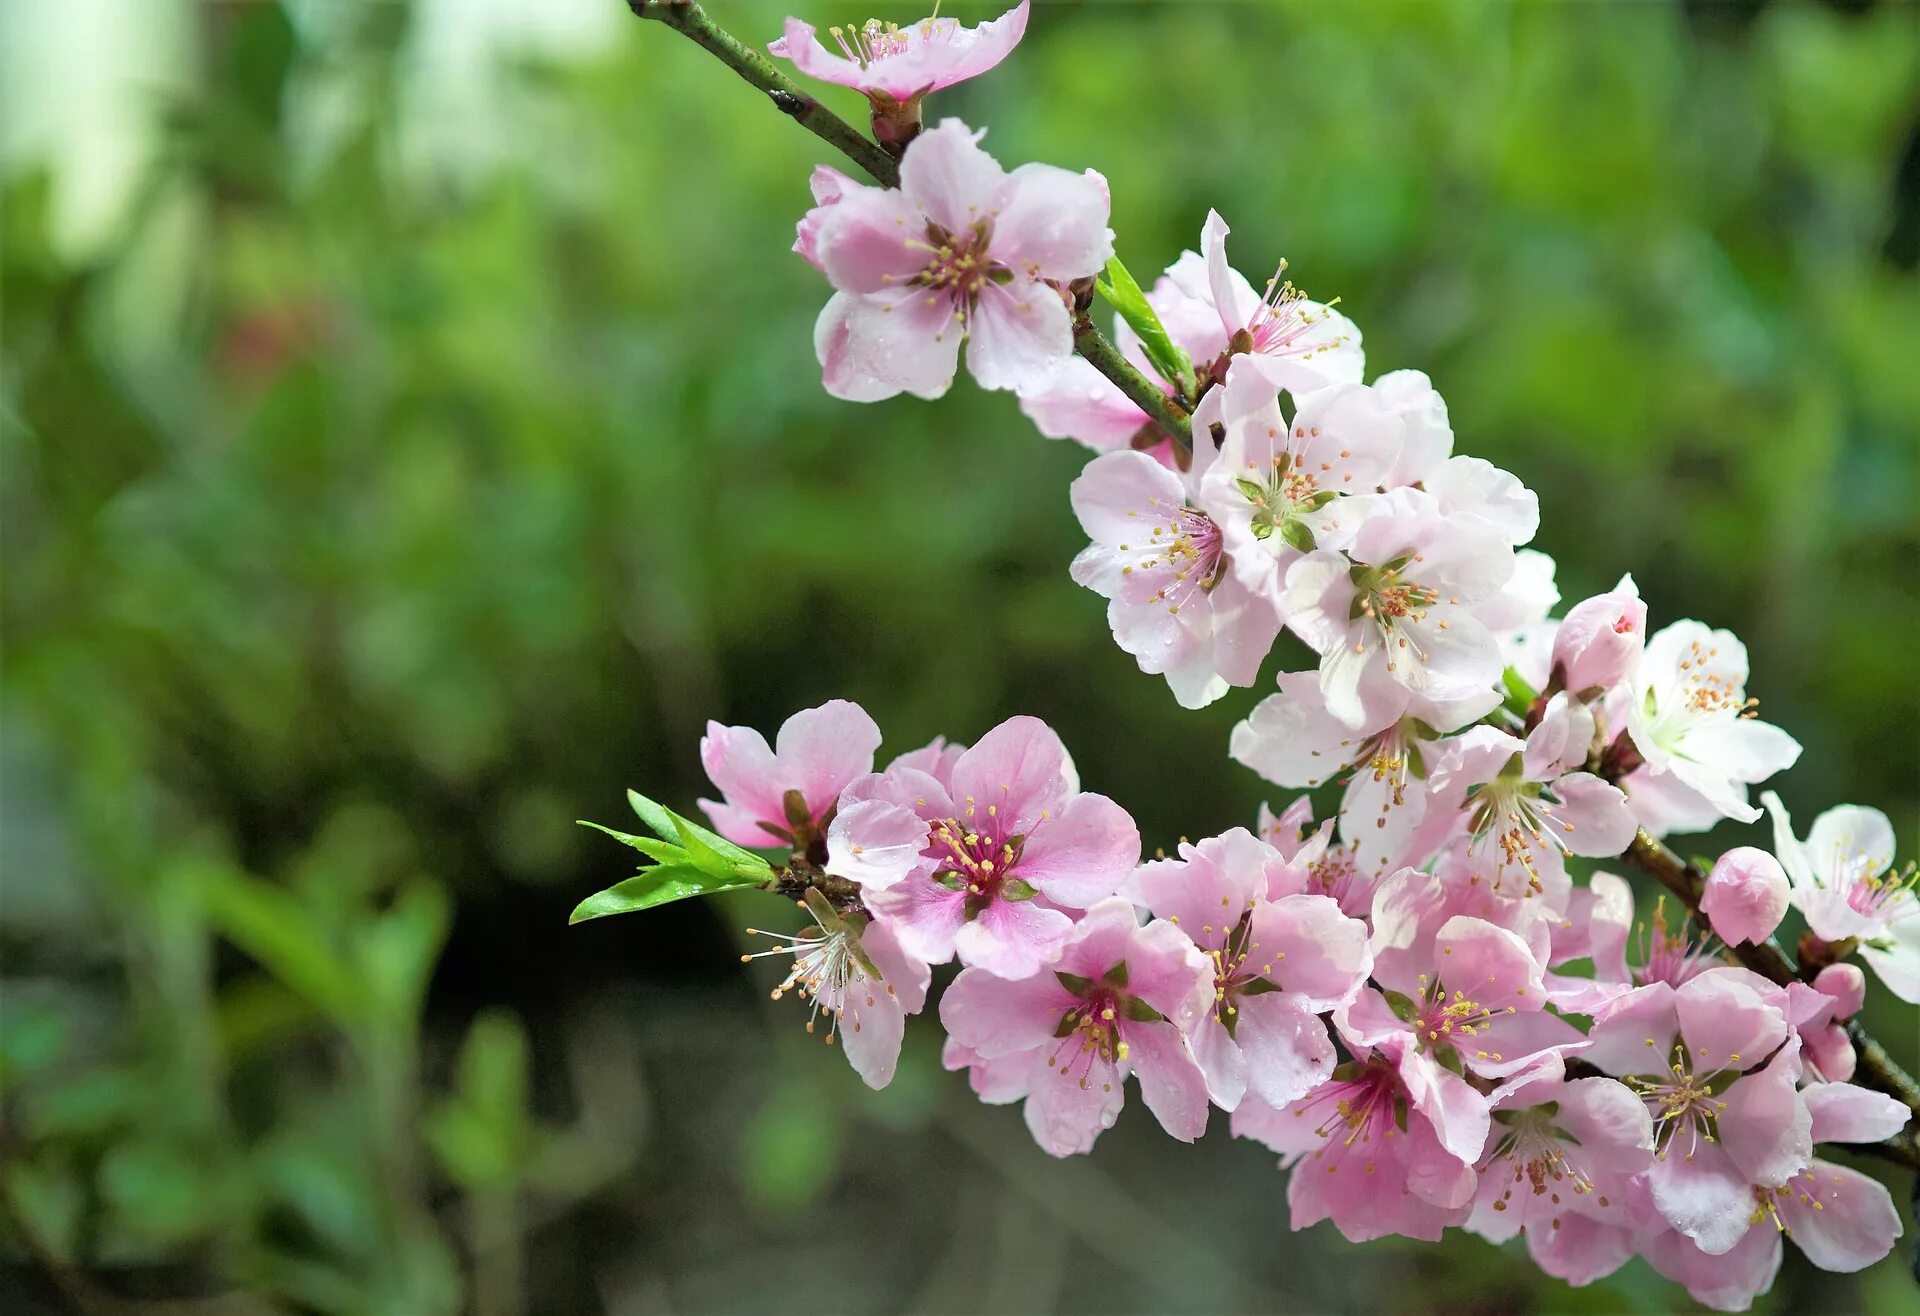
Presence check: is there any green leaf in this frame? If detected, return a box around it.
[626,789,768,872]
[1096,254,1194,395]
[568,862,760,924]
[576,820,687,866]
[1501,667,1538,719]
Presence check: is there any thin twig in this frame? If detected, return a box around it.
[1618,829,1920,1173]
[632,1,1193,452]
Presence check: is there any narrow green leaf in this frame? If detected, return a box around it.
[626,789,767,869]
[1097,254,1194,395]
[576,820,688,866]
[568,863,759,924]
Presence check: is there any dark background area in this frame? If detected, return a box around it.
[3,1,1917,1312]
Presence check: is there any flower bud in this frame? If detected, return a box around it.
[1700,846,1789,946]
[1813,962,1867,1019]
[1551,575,1645,697]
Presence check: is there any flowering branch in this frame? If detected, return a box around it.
[599,3,1920,1304]
[632,0,1192,450]
[1618,828,1920,1171]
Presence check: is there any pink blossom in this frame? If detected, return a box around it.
[698,699,882,849]
[806,119,1112,401]
[940,897,1214,1156]
[1126,828,1370,1110]
[1644,1155,1904,1311]
[1426,697,1638,901]
[1372,369,1454,488]
[828,716,1139,978]
[1464,1064,1652,1287]
[1282,490,1514,729]
[1551,575,1645,698]
[742,895,931,1089]
[1341,912,1587,1167]
[1067,446,1281,708]
[1197,366,1405,618]
[1189,210,1363,393]
[1232,1054,1476,1242]
[770,3,1030,103]
[885,734,965,788]
[1584,971,1811,1256]
[1624,621,1801,826]
[1763,791,1920,1002]
[1230,670,1497,879]
[1253,797,1379,918]
[1700,847,1789,947]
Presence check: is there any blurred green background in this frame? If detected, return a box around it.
[3,1,1917,1312]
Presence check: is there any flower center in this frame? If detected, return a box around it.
[1411,974,1511,1061]
[1238,261,1349,362]
[741,891,889,1047]
[1625,1042,1734,1161]
[1486,1107,1604,1221]
[1633,896,1720,987]
[1121,498,1226,616]
[910,222,1003,304]
[828,17,941,68]
[1290,1060,1402,1174]
[929,817,1025,909]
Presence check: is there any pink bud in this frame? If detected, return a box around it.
[1813,962,1867,1019]
[1700,846,1789,946]
[1551,575,1645,696]
[1804,1022,1857,1082]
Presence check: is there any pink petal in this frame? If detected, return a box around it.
[1649,1139,1755,1256]
[1437,915,1546,1011]
[1121,1022,1210,1142]
[1675,970,1789,1074]
[965,278,1074,393]
[865,874,968,965]
[1643,1219,1782,1312]
[1719,1042,1812,1189]
[1805,1081,1912,1145]
[1776,1160,1903,1273]
[1022,358,1147,454]
[992,162,1113,281]
[1249,893,1369,1009]
[816,292,903,402]
[1228,669,1374,789]
[950,895,1075,979]
[697,720,783,843]
[947,715,1074,835]
[838,285,963,400]
[837,967,909,1089]
[1550,772,1639,858]
[813,184,930,294]
[898,117,1005,235]
[1022,1050,1123,1157]
[769,18,868,90]
[1398,1047,1491,1164]
[1525,1210,1637,1288]
[775,699,882,808]
[826,799,930,890]
[1186,1014,1247,1111]
[939,963,1071,1058]
[1232,991,1337,1109]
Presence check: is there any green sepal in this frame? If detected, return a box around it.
[1055,971,1095,998]
[1238,977,1283,996]
[1122,996,1164,1023]
[1435,1045,1466,1076]
[1000,877,1038,901]
[1251,521,1276,540]
[1383,989,1420,1022]
[1405,743,1428,781]
[1102,960,1130,989]
[1280,519,1316,553]
[1235,477,1266,503]
[1095,254,1195,396]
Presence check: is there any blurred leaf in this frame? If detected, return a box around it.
[425,1010,532,1190]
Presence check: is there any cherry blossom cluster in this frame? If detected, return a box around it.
[603,4,1920,1308]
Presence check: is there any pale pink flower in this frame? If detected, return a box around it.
[1253,797,1379,918]
[1426,697,1638,901]
[699,699,882,849]
[1282,490,1514,729]
[1126,828,1370,1110]
[940,1036,1036,1105]
[807,119,1112,400]
[1422,456,1540,549]
[1543,872,1726,1015]
[1644,1145,1905,1311]
[1067,446,1281,708]
[885,734,965,788]
[1583,971,1811,1257]
[741,896,931,1089]
[1340,913,1586,1164]
[1624,621,1801,826]
[1197,365,1404,615]
[770,3,1030,102]
[940,897,1214,1156]
[1232,1054,1476,1242]
[1231,669,1497,879]
[1700,847,1790,947]
[1464,1064,1653,1287]
[1372,369,1454,488]
[827,716,1139,978]
[1186,210,1363,393]
[1551,575,1645,698]
[1473,546,1560,638]
[1763,791,1920,1002]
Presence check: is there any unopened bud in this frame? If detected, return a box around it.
[1551,575,1645,698]
[1700,846,1789,946]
